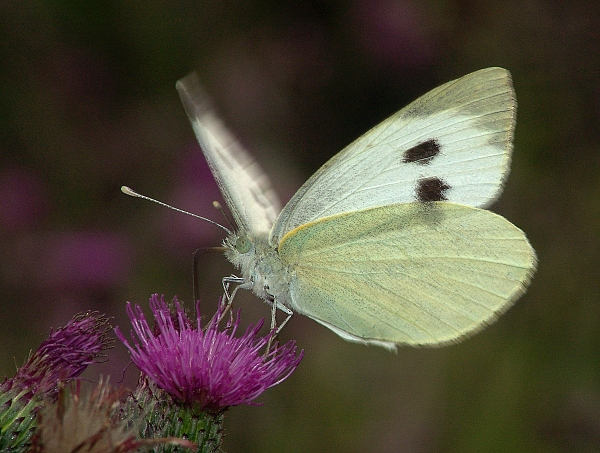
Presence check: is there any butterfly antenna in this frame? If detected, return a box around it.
[212,201,236,232]
[121,186,232,234]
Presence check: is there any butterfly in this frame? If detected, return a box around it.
[175,67,536,350]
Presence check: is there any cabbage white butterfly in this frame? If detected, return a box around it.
[174,67,536,350]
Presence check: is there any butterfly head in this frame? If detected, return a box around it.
[223,230,256,273]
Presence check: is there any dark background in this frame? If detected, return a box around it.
[2,1,599,452]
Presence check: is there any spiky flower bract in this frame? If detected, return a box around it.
[29,380,196,453]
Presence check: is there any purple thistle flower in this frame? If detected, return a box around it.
[3,312,112,399]
[116,294,303,413]
[0,312,112,452]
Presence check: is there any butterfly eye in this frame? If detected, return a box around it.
[235,236,252,254]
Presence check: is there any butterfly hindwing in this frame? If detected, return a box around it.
[279,202,535,347]
[176,74,281,235]
[270,67,516,244]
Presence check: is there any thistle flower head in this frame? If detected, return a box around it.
[2,311,112,399]
[116,294,303,413]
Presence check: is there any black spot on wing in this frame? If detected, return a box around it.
[417,177,450,202]
[402,139,441,165]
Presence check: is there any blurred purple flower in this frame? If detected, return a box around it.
[2,312,112,399]
[38,231,132,290]
[116,294,303,413]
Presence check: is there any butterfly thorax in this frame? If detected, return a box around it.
[224,231,293,307]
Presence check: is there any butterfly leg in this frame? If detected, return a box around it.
[272,302,293,334]
[222,275,244,301]
[265,301,293,355]
[217,275,245,324]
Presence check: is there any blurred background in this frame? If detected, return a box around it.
[1,1,599,452]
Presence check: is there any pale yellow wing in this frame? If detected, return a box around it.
[278,203,536,348]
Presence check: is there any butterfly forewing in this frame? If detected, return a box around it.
[176,74,281,234]
[270,67,516,245]
[279,203,535,347]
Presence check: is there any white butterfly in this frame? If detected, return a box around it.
[175,67,536,350]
